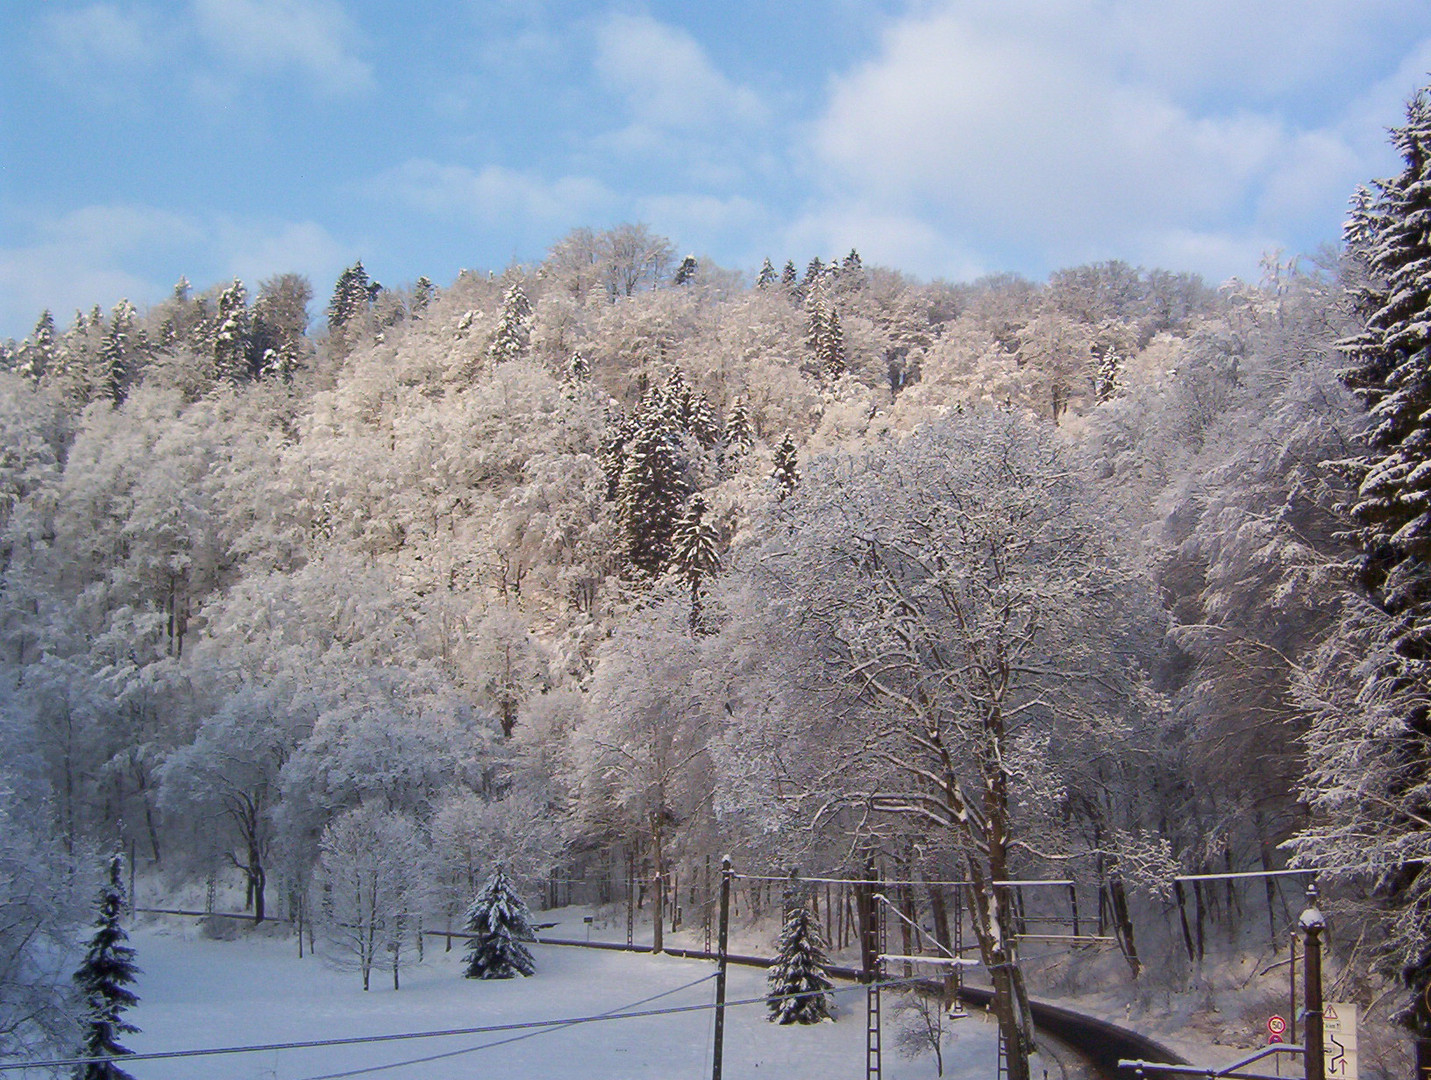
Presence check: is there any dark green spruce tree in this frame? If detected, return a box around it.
[672,494,720,631]
[1319,82,1431,1040]
[616,415,687,579]
[73,855,140,1080]
[461,867,537,980]
[771,432,800,500]
[766,877,833,1024]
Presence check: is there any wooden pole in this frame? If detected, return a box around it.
[711,857,732,1080]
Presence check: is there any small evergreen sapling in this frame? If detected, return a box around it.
[766,880,834,1024]
[461,867,537,979]
[73,854,140,1080]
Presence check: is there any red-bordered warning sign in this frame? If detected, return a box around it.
[1268,1015,1287,1036]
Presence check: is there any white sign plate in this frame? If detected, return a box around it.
[1323,1001,1358,1080]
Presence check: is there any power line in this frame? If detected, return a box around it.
[293,972,719,1080]
[12,976,924,1073]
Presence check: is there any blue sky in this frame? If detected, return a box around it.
[3,0,1431,339]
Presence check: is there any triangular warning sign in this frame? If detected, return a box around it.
[1325,1005,1338,1021]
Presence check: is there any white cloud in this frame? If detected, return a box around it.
[806,2,1431,279]
[365,160,615,225]
[192,0,372,95]
[221,220,350,291]
[0,206,354,340]
[0,205,201,336]
[593,13,766,132]
[37,3,160,70]
[783,203,986,283]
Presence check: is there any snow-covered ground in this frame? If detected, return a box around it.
[28,914,1009,1080]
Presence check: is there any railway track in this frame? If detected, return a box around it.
[536,934,1189,1079]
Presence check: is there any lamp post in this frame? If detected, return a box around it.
[1297,883,1326,1080]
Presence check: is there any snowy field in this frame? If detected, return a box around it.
[27,916,1005,1080]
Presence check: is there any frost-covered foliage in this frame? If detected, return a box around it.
[461,867,537,980]
[714,410,1163,1080]
[1291,82,1431,1039]
[0,771,86,1062]
[317,804,428,991]
[0,208,1412,1056]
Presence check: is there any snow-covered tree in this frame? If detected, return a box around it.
[671,494,720,630]
[674,255,698,286]
[72,854,140,1080]
[462,867,537,979]
[1294,82,1431,1039]
[766,879,834,1024]
[719,411,1160,1080]
[327,261,372,353]
[213,280,250,383]
[0,771,85,1062]
[489,283,532,364]
[17,310,57,382]
[317,804,428,991]
[756,259,777,289]
[616,415,687,579]
[723,396,754,459]
[771,432,799,499]
[99,300,135,405]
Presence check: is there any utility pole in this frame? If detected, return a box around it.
[711,856,732,1080]
[1299,883,1325,1080]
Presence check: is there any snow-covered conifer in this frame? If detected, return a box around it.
[756,258,777,289]
[213,280,250,383]
[73,854,140,1080]
[771,432,800,499]
[780,260,798,289]
[489,283,532,364]
[462,867,537,979]
[99,310,130,406]
[616,417,687,578]
[17,310,56,382]
[766,881,833,1024]
[1297,82,1431,1039]
[723,396,754,458]
[672,494,720,630]
[674,255,697,285]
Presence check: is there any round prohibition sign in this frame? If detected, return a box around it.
[1267,1015,1287,1036]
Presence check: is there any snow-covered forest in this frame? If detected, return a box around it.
[5,88,1431,1078]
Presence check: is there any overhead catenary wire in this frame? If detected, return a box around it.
[12,975,926,1073]
[292,971,721,1080]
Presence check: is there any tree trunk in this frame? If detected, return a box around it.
[927,885,956,1007]
[1108,874,1140,978]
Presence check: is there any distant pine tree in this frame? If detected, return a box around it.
[213,280,250,383]
[617,417,687,578]
[672,494,720,630]
[73,854,141,1080]
[756,258,778,289]
[327,261,371,352]
[766,879,833,1024]
[781,261,798,289]
[412,276,436,318]
[772,433,800,500]
[723,396,754,458]
[17,309,56,381]
[461,867,537,980]
[489,283,532,364]
[674,255,698,285]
